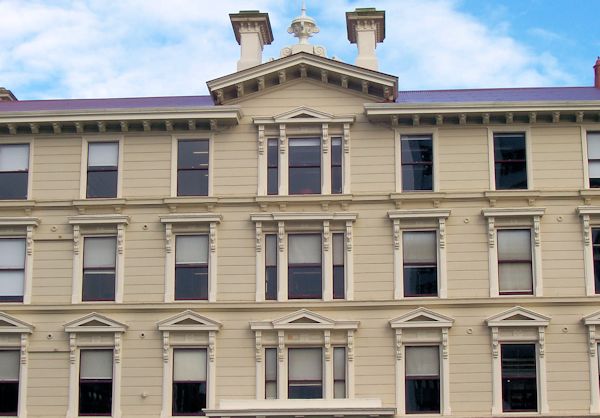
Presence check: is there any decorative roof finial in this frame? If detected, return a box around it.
[280,0,327,58]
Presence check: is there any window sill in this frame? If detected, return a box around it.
[0,199,35,208]
[73,198,126,209]
[164,196,218,206]
[256,194,353,204]
[484,190,541,199]
[390,191,446,201]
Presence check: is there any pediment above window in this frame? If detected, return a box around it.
[389,307,454,329]
[157,310,222,332]
[251,309,359,331]
[159,213,222,224]
[253,106,355,125]
[583,310,600,326]
[250,212,358,223]
[64,312,128,333]
[486,306,550,328]
[67,214,130,226]
[0,217,40,227]
[0,312,34,334]
[482,207,545,218]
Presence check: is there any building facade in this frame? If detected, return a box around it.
[1,6,600,418]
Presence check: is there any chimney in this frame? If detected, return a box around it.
[595,57,600,88]
[0,87,17,102]
[230,11,274,71]
[346,8,385,71]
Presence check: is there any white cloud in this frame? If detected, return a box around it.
[0,0,577,99]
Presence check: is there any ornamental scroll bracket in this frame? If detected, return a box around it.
[26,225,34,256]
[343,123,350,154]
[583,214,591,246]
[165,224,173,254]
[345,221,353,252]
[488,217,496,248]
[20,334,28,365]
[279,124,286,154]
[208,331,216,362]
[393,219,401,250]
[278,222,285,252]
[491,327,499,358]
[69,334,77,364]
[533,216,541,247]
[73,225,81,255]
[255,222,262,253]
[324,330,331,361]
[209,223,217,253]
[589,325,597,357]
[347,330,354,362]
[438,218,446,249]
[442,328,449,359]
[323,221,330,251]
[538,326,545,357]
[163,332,170,363]
[278,331,285,362]
[117,224,125,255]
[395,329,403,360]
[114,333,122,364]
[255,331,262,363]
[258,125,265,155]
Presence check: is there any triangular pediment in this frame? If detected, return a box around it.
[64,313,127,333]
[157,310,221,332]
[390,308,454,329]
[0,312,34,334]
[583,310,600,326]
[207,52,398,105]
[251,309,359,331]
[254,104,355,125]
[486,306,550,328]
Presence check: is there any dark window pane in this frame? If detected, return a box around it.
[406,378,440,414]
[288,266,322,299]
[267,168,278,195]
[289,167,321,194]
[494,135,526,161]
[177,170,208,196]
[82,272,115,301]
[501,344,537,412]
[331,166,342,194]
[173,382,206,415]
[333,266,345,299]
[289,142,320,166]
[0,172,28,200]
[0,382,18,415]
[79,381,112,415]
[401,138,433,163]
[591,177,600,188]
[404,267,437,297]
[175,266,208,300]
[402,164,433,191]
[495,162,527,189]
[178,140,209,169]
[494,134,527,190]
[594,229,600,294]
[288,383,323,399]
[267,140,278,166]
[87,170,118,198]
[265,266,278,300]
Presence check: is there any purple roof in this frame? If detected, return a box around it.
[397,87,600,103]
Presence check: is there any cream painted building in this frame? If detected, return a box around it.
[1,5,600,418]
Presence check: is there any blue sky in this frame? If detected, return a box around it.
[0,0,598,100]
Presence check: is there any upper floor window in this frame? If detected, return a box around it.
[265,235,278,301]
[173,348,207,415]
[593,228,600,294]
[264,347,278,399]
[79,349,113,416]
[497,229,533,295]
[0,238,26,303]
[493,133,527,190]
[87,142,118,198]
[289,138,321,195]
[267,139,279,195]
[83,236,117,302]
[587,132,600,188]
[288,234,322,299]
[177,140,209,196]
[0,144,29,200]
[401,135,433,191]
[331,138,343,194]
[0,350,19,415]
[175,235,209,300]
[405,346,440,414]
[501,344,537,412]
[403,231,438,297]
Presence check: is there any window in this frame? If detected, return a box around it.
[87,142,118,198]
[82,237,117,302]
[331,138,343,194]
[594,228,600,294]
[288,348,323,399]
[175,235,209,300]
[403,231,437,297]
[0,144,29,200]
[587,132,600,188]
[333,347,346,398]
[0,350,19,416]
[267,139,278,195]
[177,140,209,196]
[405,346,440,414]
[289,138,321,195]
[0,238,25,302]
[497,230,533,295]
[501,344,537,412]
[333,233,345,299]
[583,311,600,414]
[288,234,322,299]
[79,350,113,416]
[265,235,277,300]
[401,135,433,191]
[173,349,207,415]
[494,133,527,190]
[264,348,277,399]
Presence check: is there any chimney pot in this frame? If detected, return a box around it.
[0,87,17,102]
[594,57,600,89]
[230,11,274,71]
[346,8,385,71]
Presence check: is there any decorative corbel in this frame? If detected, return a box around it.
[347,330,354,362]
[384,86,392,100]
[278,70,286,84]
[210,120,218,131]
[143,121,151,132]
[255,222,262,252]
[69,334,77,364]
[459,114,467,125]
[117,224,125,255]
[20,334,28,365]
[255,331,262,362]
[320,69,328,83]
[491,327,499,358]
[120,121,129,132]
[257,76,265,91]
[165,120,173,131]
[529,112,537,124]
[361,80,369,94]
[482,113,490,124]
[162,332,170,363]
[278,222,285,252]
[345,221,353,252]
[74,122,84,134]
[538,327,545,358]
[505,112,514,124]
[165,224,173,254]
[29,123,39,134]
[278,331,284,362]
[442,328,449,359]
[341,76,348,88]
[52,122,62,134]
[343,123,350,154]
[393,219,401,250]
[391,115,398,127]
[208,331,216,362]
[583,214,591,246]
[300,64,307,78]
[435,114,443,125]
[279,124,286,154]
[589,325,596,357]
[209,222,217,252]
[73,225,81,255]
[215,90,224,105]
[323,221,330,251]
[533,215,541,247]
[395,329,403,360]
[26,225,34,256]
[488,217,495,248]
[577,111,584,123]
[188,120,197,131]
[552,111,560,123]
[324,331,331,361]
[412,114,420,126]
[236,83,244,97]
[321,124,329,153]
[7,124,16,135]
[438,218,446,249]
[97,121,106,133]
[258,125,265,155]
[114,333,121,363]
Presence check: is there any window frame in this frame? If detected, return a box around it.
[577,207,600,296]
[0,140,33,201]
[287,347,324,399]
[402,230,439,298]
[170,135,214,198]
[404,345,441,414]
[78,349,114,416]
[582,128,600,189]
[395,128,439,193]
[496,229,534,296]
[488,127,533,191]
[81,235,118,302]
[583,310,600,414]
[287,137,322,196]
[174,234,210,301]
[287,233,323,300]
[500,343,538,413]
[80,137,123,200]
[171,348,208,416]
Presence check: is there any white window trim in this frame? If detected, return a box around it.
[0,312,34,418]
[390,307,453,416]
[251,309,358,401]
[486,306,550,415]
[250,212,357,302]
[170,134,214,198]
[581,126,600,190]
[157,310,222,417]
[394,128,439,193]
[577,206,600,296]
[583,310,600,414]
[159,213,222,302]
[487,127,533,191]
[388,209,450,299]
[0,217,39,305]
[482,207,545,297]
[68,215,129,304]
[79,136,124,199]
[64,312,127,418]
[0,138,34,201]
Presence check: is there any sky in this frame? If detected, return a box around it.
[0,0,598,100]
